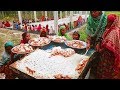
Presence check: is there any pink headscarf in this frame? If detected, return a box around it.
[107,14,117,22]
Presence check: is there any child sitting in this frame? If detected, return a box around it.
[20,32,31,44]
[72,31,80,40]
[40,28,47,37]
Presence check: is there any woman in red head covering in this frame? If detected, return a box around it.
[4,21,10,27]
[40,27,47,37]
[90,14,120,79]
[37,24,41,32]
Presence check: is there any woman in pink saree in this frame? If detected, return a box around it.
[90,14,120,79]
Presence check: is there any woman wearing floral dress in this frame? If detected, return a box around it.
[90,14,120,79]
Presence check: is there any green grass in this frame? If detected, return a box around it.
[78,25,87,42]
[79,29,87,41]
[105,11,120,16]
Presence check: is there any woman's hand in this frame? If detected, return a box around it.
[96,44,100,52]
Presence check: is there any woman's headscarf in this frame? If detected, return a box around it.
[58,25,72,40]
[58,25,66,36]
[40,28,47,37]
[4,41,14,48]
[103,14,117,38]
[102,14,118,51]
[86,11,107,41]
[107,14,117,22]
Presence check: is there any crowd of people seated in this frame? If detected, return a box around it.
[0,15,85,36]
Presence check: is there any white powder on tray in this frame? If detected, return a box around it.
[15,49,89,79]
